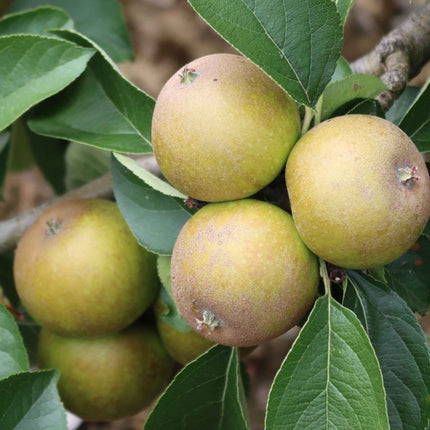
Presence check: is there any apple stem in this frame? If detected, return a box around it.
[398,165,419,187]
[45,217,63,237]
[195,309,222,334]
[179,67,199,86]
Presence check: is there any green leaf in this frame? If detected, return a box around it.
[28,29,154,153]
[0,6,72,36]
[159,286,191,332]
[321,73,386,120]
[114,153,186,199]
[266,295,389,430]
[333,98,385,118]
[144,345,249,430]
[65,141,110,190]
[8,0,133,62]
[334,0,355,25]
[7,119,34,172]
[330,56,352,83]
[0,130,10,199]
[111,154,193,255]
[385,228,430,315]
[344,271,430,430]
[0,34,94,133]
[0,370,67,430]
[0,303,29,380]
[386,86,420,125]
[188,0,343,107]
[397,78,430,152]
[157,255,173,297]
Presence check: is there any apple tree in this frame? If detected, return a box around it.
[0,1,429,429]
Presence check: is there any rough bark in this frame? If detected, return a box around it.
[351,0,430,111]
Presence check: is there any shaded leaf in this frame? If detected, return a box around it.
[321,73,386,120]
[8,0,132,61]
[144,345,249,430]
[0,131,10,199]
[188,0,343,107]
[385,229,430,315]
[0,6,72,36]
[29,30,154,153]
[111,154,193,255]
[157,255,173,297]
[0,34,94,133]
[0,302,29,380]
[159,286,191,332]
[386,86,420,125]
[65,141,110,190]
[345,271,430,430]
[330,98,385,118]
[397,78,430,152]
[266,295,389,430]
[0,370,67,430]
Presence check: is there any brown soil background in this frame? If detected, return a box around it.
[1,1,429,429]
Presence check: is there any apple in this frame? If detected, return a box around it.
[152,53,300,202]
[285,114,430,269]
[171,199,319,347]
[14,198,158,337]
[38,323,174,421]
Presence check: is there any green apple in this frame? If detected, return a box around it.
[38,323,174,421]
[171,199,319,347]
[152,53,300,202]
[285,114,430,269]
[14,198,158,337]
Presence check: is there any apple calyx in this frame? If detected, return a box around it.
[45,217,63,237]
[398,165,419,187]
[195,310,222,334]
[179,67,199,86]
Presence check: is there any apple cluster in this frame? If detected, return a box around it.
[152,53,430,348]
[13,199,174,421]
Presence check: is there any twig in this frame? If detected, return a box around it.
[351,0,430,111]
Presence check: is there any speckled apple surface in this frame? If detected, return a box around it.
[171,199,319,347]
[14,199,158,337]
[286,114,430,269]
[152,53,300,202]
[38,324,174,421]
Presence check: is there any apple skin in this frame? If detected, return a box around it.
[152,53,300,202]
[14,198,158,337]
[171,199,319,347]
[285,114,430,269]
[154,295,214,365]
[38,323,174,421]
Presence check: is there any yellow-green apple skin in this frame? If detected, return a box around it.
[14,198,158,337]
[38,323,174,421]
[285,114,430,269]
[154,295,214,365]
[151,53,300,202]
[171,199,319,347]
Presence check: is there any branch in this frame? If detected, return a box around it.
[0,155,158,254]
[351,0,430,111]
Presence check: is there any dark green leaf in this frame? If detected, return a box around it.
[65,141,110,190]
[144,345,249,430]
[7,119,34,172]
[397,78,430,152]
[0,253,18,308]
[321,73,386,120]
[27,128,67,195]
[0,34,94,133]
[0,6,72,36]
[0,130,10,199]
[385,229,430,315]
[330,98,385,118]
[386,86,420,125]
[345,271,430,430]
[0,303,29,380]
[8,0,133,62]
[111,154,193,255]
[335,0,355,25]
[0,370,67,430]
[330,56,352,83]
[266,295,389,430]
[188,0,343,107]
[28,30,154,153]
